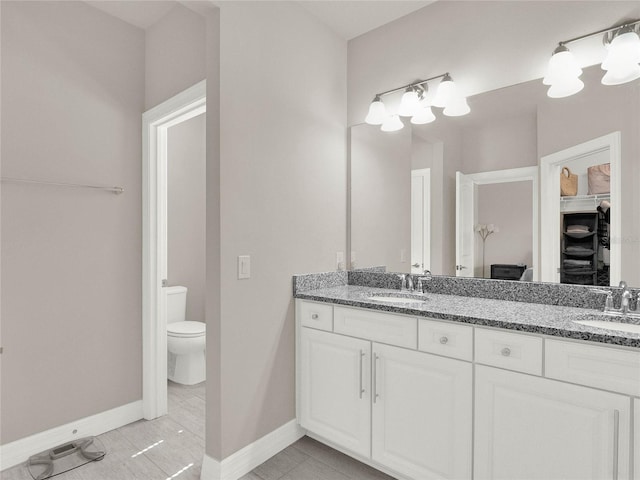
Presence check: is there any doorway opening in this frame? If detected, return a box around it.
[539,132,621,286]
[142,81,206,419]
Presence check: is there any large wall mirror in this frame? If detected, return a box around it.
[349,65,640,287]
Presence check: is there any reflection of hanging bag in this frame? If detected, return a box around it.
[560,167,578,196]
[587,163,610,194]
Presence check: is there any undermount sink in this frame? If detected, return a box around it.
[367,294,428,305]
[572,319,640,335]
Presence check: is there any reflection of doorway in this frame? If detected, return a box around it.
[456,167,538,278]
[539,132,620,285]
[411,168,430,274]
[142,81,206,420]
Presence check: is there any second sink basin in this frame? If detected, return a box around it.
[573,319,640,335]
[367,294,428,305]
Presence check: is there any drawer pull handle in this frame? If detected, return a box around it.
[311,314,319,320]
[373,353,380,404]
[501,347,511,357]
[439,336,449,345]
[359,350,365,399]
[613,409,619,480]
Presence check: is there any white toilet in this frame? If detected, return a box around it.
[166,286,206,385]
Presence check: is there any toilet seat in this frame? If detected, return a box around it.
[167,321,206,338]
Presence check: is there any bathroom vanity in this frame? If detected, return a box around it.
[293,272,640,480]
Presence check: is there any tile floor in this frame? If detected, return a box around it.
[1,381,395,480]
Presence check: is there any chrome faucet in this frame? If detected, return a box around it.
[619,281,633,315]
[415,270,432,294]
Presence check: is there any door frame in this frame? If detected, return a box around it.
[539,132,620,285]
[456,166,539,279]
[142,80,206,419]
[411,168,431,274]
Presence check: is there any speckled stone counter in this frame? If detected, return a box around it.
[294,284,640,349]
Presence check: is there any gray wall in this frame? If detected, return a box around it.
[1,1,145,443]
[168,114,206,323]
[351,126,411,272]
[144,3,206,110]
[217,1,346,458]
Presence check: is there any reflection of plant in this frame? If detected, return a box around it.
[475,224,499,278]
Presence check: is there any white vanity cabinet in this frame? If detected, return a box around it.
[299,327,371,457]
[372,342,472,480]
[297,301,473,480]
[474,365,630,480]
[296,299,640,480]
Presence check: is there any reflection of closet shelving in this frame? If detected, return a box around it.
[561,213,598,285]
[560,194,610,213]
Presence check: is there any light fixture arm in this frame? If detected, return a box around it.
[374,72,449,99]
[556,19,640,47]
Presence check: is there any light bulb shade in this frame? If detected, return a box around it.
[411,106,436,124]
[365,98,387,125]
[431,76,456,108]
[381,114,404,132]
[601,30,640,85]
[543,47,582,86]
[602,30,640,70]
[547,77,584,98]
[398,89,421,117]
[443,96,470,116]
[601,63,640,85]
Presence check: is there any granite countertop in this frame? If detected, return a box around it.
[295,285,640,349]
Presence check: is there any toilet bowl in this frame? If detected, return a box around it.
[166,286,206,385]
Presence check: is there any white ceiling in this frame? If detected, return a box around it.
[85,1,178,30]
[84,0,435,38]
[296,1,435,40]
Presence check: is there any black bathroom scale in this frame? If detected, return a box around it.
[27,436,106,479]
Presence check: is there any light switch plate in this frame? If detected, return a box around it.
[238,255,251,279]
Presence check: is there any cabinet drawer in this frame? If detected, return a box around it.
[299,301,333,331]
[418,319,473,361]
[475,328,542,375]
[545,339,640,396]
[334,306,417,349]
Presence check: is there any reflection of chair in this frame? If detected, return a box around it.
[520,268,534,282]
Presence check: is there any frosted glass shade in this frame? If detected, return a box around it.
[602,64,640,85]
[443,96,470,116]
[381,114,404,132]
[431,77,456,108]
[411,106,436,124]
[547,77,584,98]
[601,31,640,85]
[398,90,421,117]
[543,48,582,86]
[365,99,387,125]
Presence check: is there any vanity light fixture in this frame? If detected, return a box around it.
[544,19,640,98]
[364,72,470,131]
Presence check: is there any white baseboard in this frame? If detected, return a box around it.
[0,400,143,472]
[201,419,305,480]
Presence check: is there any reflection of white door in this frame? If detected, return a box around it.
[539,132,620,285]
[455,172,476,277]
[456,167,538,279]
[411,169,430,274]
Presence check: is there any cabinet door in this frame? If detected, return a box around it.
[372,343,472,479]
[299,327,371,457]
[475,365,630,480]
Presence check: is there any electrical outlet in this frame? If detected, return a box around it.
[336,251,345,271]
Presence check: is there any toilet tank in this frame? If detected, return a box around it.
[166,286,187,324]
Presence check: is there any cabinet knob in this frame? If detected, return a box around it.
[439,336,449,345]
[501,347,511,357]
[311,314,319,320]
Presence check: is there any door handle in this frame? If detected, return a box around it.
[358,350,365,399]
[373,353,380,404]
